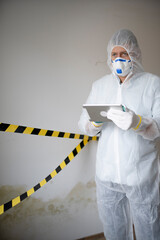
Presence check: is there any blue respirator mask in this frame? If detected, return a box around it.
[112,58,132,77]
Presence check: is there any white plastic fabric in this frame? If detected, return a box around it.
[136,117,160,140]
[78,71,160,192]
[96,176,160,240]
[107,29,144,75]
[78,29,160,239]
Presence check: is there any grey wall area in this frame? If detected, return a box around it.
[0,0,160,239]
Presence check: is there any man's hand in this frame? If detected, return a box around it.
[107,107,141,130]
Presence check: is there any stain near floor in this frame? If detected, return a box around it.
[77,232,105,240]
[0,180,99,240]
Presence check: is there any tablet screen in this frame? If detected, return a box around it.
[83,104,123,122]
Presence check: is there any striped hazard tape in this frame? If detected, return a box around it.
[0,122,98,215]
[0,122,98,141]
[0,139,89,215]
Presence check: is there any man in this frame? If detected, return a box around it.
[78,29,160,240]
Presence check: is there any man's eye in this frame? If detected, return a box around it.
[122,52,128,56]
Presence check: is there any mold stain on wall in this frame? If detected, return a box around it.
[0,180,98,240]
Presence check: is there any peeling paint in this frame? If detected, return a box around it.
[0,180,98,240]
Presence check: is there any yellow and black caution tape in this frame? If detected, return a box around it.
[0,139,89,215]
[0,121,98,215]
[0,122,98,141]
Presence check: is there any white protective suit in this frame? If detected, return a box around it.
[78,29,160,240]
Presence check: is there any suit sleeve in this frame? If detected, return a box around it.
[78,83,103,136]
[134,78,160,141]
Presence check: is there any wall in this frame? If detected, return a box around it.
[0,0,160,239]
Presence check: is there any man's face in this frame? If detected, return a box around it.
[111,46,130,61]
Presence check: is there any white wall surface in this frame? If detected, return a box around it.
[0,0,160,239]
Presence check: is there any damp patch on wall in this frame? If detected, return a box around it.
[0,180,101,240]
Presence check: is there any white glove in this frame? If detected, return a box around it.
[85,121,103,136]
[107,107,141,131]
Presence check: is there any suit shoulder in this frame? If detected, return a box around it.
[140,72,160,81]
[135,72,160,87]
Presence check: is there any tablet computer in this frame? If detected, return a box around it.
[83,104,124,122]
